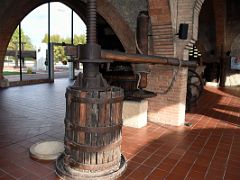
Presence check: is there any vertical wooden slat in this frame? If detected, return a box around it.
[78,91,87,163]
[85,91,91,165]
[65,90,71,163]
[91,91,98,165]
[108,90,112,163]
[71,95,76,160]
[111,89,117,162]
[73,92,80,161]
[116,89,121,163]
[103,91,111,164]
[97,91,105,164]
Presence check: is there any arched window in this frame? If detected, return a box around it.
[4,2,86,83]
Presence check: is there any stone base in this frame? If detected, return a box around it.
[56,154,127,180]
[206,82,219,87]
[0,78,9,88]
[225,73,240,86]
[122,100,148,128]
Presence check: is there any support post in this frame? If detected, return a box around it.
[49,43,54,81]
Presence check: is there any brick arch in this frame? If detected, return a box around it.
[175,0,206,59]
[0,0,135,79]
[97,1,135,53]
[192,0,225,54]
[192,0,206,41]
[148,0,174,56]
[147,0,207,58]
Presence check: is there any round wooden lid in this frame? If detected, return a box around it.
[29,141,64,160]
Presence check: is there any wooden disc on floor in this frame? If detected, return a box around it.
[29,141,64,160]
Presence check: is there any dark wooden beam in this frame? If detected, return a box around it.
[6,50,36,59]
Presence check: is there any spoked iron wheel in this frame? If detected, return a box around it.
[186,69,204,111]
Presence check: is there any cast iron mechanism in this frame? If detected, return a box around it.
[74,0,109,91]
[125,89,157,101]
[130,11,156,100]
[186,69,204,111]
[100,11,155,102]
[56,0,127,179]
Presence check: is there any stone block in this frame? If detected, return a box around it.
[122,100,148,128]
[0,78,9,88]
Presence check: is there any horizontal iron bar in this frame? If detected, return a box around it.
[65,46,197,67]
[101,50,197,67]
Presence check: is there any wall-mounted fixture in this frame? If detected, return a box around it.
[178,23,189,40]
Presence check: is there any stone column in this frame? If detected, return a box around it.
[0,56,9,88]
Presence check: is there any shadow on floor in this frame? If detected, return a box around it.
[189,87,240,127]
[120,125,240,180]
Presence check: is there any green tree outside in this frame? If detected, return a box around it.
[42,33,86,65]
[7,27,34,67]
[41,34,62,44]
[8,27,34,50]
[73,34,86,45]
[42,34,66,64]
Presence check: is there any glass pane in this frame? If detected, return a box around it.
[21,4,49,81]
[73,11,86,45]
[4,26,20,82]
[50,2,72,78]
[73,11,86,75]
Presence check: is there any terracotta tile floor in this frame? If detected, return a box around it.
[0,79,239,180]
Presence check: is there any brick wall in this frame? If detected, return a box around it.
[146,65,188,126]
[146,0,207,126]
[108,0,147,32]
[97,0,136,53]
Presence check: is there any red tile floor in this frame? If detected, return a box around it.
[0,79,239,180]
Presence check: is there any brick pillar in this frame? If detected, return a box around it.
[147,0,188,126]
[146,65,187,126]
[212,0,225,55]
